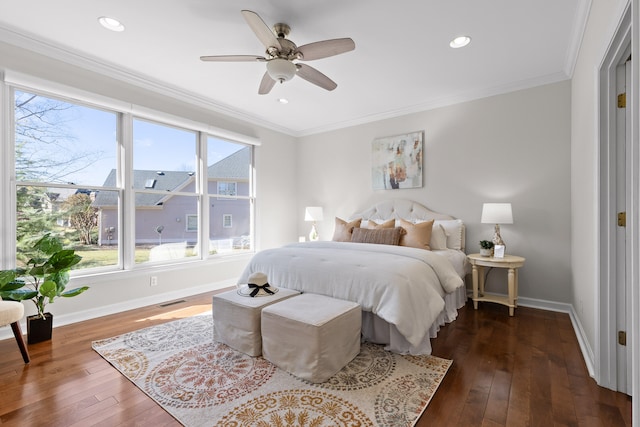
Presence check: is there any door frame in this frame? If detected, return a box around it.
[597,3,637,397]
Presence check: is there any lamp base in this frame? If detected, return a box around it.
[309,223,319,241]
[492,224,505,247]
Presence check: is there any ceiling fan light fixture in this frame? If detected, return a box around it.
[267,58,297,83]
[98,16,125,32]
[449,35,471,48]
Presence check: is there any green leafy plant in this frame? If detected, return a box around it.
[0,234,89,319]
[479,240,494,249]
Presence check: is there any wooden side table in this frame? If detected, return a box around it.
[467,253,525,316]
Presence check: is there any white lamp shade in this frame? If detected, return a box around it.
[267,58,297,82]
[481,203,513,224]
[304,206,324,222]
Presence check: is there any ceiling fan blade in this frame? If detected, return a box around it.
[296,64,337,91]
[200,55,266,62]
[258,72,276,95]
[241,10,282,51]
[296,38,355,61]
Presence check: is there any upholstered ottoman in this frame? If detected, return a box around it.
[261,293,361,383]
[212,288,299,356]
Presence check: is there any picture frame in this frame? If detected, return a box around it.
[493,244,505,258]
[372,131,423,190]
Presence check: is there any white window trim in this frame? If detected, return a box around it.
[223,214,232,228]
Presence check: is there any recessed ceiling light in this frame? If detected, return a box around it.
[98,16,125,32]
[449,36,471,48]
[277,98,289,104]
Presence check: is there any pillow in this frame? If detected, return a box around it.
[332,217,362,242]
[364,219,395,229]
[434,219,464,250]
[429,223,448,250]
[350,227,404,246]
[399,219,434,250]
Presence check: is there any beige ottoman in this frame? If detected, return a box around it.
[261,293,361,383]
[212,288,299,356]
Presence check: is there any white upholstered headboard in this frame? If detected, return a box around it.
[349,199,466,250]
[351,199,454,222]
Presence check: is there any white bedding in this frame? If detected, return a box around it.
[237,241,464,354]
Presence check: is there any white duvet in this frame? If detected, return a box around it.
[237,241,464,350]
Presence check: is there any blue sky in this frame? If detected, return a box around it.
[18,91,243,187]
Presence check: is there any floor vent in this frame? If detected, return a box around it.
[159,299,186,308]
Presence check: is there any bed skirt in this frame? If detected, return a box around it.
[361,285,468,355]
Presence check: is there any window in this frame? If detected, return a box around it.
[4,84,255,274]
[14,90,119,270]
[186,214,198,232]
[217,182,237,198]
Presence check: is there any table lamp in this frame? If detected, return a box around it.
[304,206,324,241]
[481,203,513,247]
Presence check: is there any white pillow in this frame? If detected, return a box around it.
[429,224,448,250]
[434,219,464,250]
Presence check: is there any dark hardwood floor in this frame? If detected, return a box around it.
[0,291,632,426]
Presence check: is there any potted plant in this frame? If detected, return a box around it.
[479,240,494,257]
[0,234,89,344]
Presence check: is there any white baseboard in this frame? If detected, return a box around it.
[0,279,235,342]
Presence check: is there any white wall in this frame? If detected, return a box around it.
[297,81,572,303]
[0,42,299,325]
[571,0,629,365]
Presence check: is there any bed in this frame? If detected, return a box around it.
[237,199,469,355]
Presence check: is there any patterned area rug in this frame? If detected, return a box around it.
[92,312,451,426]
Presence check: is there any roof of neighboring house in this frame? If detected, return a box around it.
[208,147,250,180]
[92,170,194,207]
[93,146,250,208]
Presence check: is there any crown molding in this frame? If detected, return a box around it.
[0,24,294,136]
[564,0,593,77]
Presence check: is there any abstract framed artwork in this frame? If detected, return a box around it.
[372,131,423,190]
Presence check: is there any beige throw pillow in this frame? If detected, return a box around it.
[332,217,362,242]
[364,219,395,229]
[399,219,434,250]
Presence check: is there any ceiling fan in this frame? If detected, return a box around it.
[200,10,355,94]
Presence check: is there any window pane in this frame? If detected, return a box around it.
[134,194,198,264]
[207,137,251,253]
[14,90,120,272]
[15,91,117,186]
[133,119,196,191]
